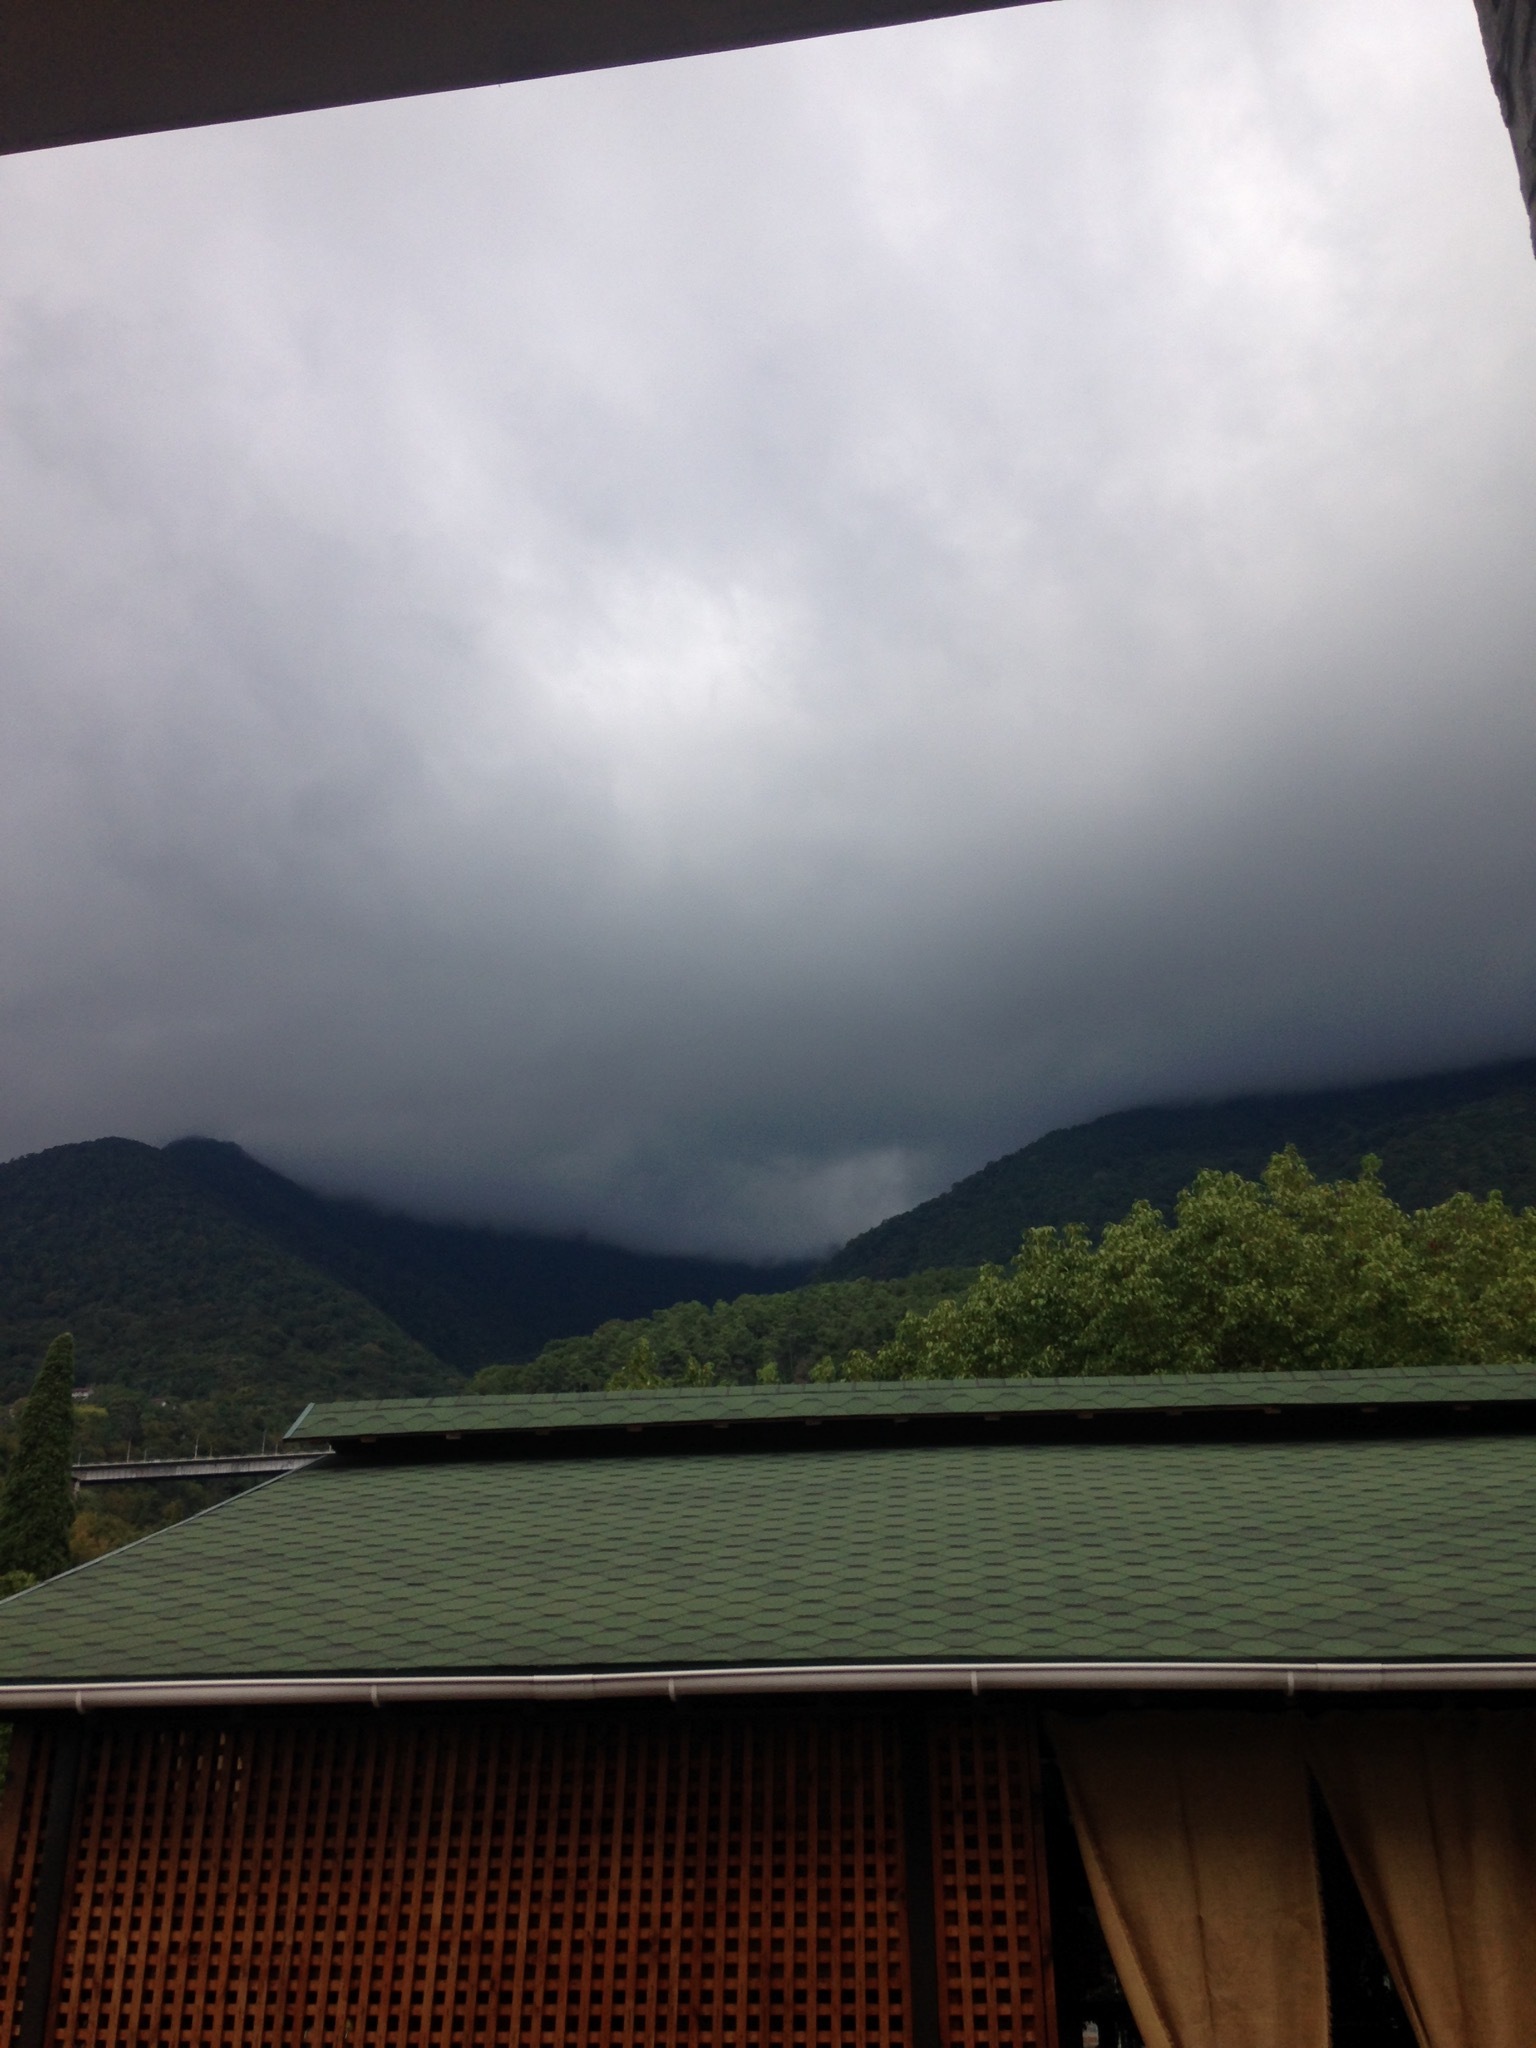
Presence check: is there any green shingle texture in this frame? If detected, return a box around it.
[3,1431,1535,1682]
[289,1363,1536,1444]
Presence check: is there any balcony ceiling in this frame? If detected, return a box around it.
[1,0,1048,156]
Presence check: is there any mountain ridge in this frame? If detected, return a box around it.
[0,1135,808,1411]
[820,1055,1536,1279]
[0,1136,449,1414]
[11,1051,1536,1417]
[163,1138,809,1370]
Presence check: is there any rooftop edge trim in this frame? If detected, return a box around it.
[285,1364,1536,1442]
[5,1658,1535,1713]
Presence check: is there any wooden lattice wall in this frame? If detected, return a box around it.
[932,1717,1055,2048]
[0,1709,1054,2048]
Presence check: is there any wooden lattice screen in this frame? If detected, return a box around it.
[930,1716,1055,2048]
[0,1729,54,2035]
[0,1710,1054,2048]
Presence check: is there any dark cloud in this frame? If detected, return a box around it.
[2,0,1535,1255]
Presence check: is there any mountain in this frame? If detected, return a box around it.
[162,1139,808,1370]
[15,1051,1536,1418]
[0,1137,449,1411]
[821,1056,1536,1280]
[0,1136,808,1410]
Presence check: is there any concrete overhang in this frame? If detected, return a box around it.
[1,3,1531,258]
[0,0,1050,156]
[1476,0,1536,249]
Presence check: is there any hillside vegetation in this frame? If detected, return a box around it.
[822,1058,1536,1279]
[0,1138,805,1429]
[834,1151,1536,1381]
[490,1145,1536,1393]
[0,1335,249,1583]
[10,1055,1536,1437]
[0,1139,449,1426]
[473,1269,976,1394]
[9,1129,1536,1575]
[164,1139,807,1369]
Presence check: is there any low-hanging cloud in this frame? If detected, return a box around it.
[2,0,1535,1255]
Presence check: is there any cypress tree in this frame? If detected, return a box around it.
[0,1333,77,1581]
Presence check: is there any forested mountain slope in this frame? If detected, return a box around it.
[0,1137,807,1415]
[164,1139,807,1369]
[822,1057,1536,1280]
[0,1138,450,1411]
[13,1053,1536,1422]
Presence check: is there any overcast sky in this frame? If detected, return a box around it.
[2,0,1535,1256]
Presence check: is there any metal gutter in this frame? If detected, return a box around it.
[3,1659,1534,1713]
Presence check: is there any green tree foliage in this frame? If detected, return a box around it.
[854,1151,1536,1381]
[608,1340,663,1389]
[0,1334,78,1580]
[472,1271,977,1394]
[0,1373,284,1582]
[605,1346,722,1391]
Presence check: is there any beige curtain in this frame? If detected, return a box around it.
[1307,1710,1536,2048]
[1049,1712,1327,2048]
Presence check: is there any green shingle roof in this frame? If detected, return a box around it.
[289,1363,1536,1443]
[3,1421,1535,1692]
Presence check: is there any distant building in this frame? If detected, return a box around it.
[0,1369,1531,2047]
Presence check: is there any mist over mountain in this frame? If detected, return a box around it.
[822,1057,1536,1279]
[3,0,1534,1263]
[0,1136,806,1410]
[9,1053,1536,1422]
[476,1054,1536,1393]
[163,1138,808,1369]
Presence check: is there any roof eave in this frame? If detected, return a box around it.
[4,1657,1535,1713]
[1,0,1048,156]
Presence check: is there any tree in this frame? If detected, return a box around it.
[484,1271,976,1396]
[607,1339,662,1390]
[864,1151,1536,1381]
[0,1333,78,1581]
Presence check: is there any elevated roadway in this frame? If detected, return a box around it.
[71,1452,325,1487]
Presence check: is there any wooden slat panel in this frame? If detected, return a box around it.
[0,1727,53,2044]
[0,1731,38,1970]
[34,1712,915,2047]
[931,1716,1056,2048]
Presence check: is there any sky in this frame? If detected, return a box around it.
[2,0,1536,1258]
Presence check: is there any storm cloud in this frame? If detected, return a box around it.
[2,0,1535,1255]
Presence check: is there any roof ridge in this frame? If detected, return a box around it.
[287,1361,1536,1443]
